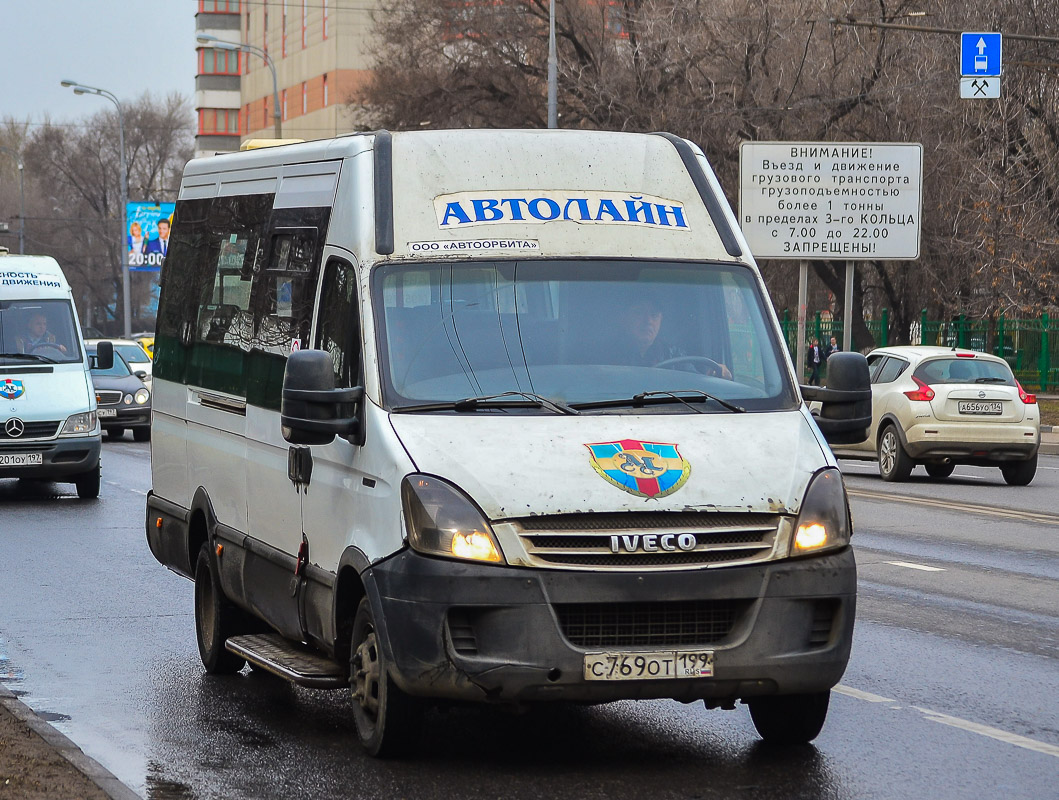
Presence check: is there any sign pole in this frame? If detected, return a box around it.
[843,260,854,352]
[797,260,808,383]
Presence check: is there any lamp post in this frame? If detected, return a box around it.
[547,0,557,128]
[197,34,281,138]
[60,80,131,338]
[0,145,25,254]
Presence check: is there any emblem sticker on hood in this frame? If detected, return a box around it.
[0,379,25,400]
[585,439,691,499]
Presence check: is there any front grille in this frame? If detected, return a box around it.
[502,512,782,571]
[556,600,745,648]
[0,421,60,440]
[96,390,123,406]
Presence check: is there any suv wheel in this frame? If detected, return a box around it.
[1000,453,1037,486]
[925,462,954,479]
[878,425,914,482]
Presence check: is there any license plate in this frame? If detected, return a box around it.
[97,408,117,418]
[584,650,714,681]
[958,400,1002,415]
[0,453,43,467]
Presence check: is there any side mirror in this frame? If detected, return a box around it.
[92,340,114,371]
[801,351,871,445]
[280,349,362,446]
[135,370,148,380]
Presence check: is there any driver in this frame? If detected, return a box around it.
[17,312,67,354]
[624,296,730,378]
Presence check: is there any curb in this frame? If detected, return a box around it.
[0,685,141,800]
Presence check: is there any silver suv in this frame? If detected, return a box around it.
[830,346,1040,484]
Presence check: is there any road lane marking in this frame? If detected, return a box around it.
[833,685,894,703]
[884,561,945,572]
[835,684,1059,758]
[913,706,1059,758]
[104,481,147,497]
[848,488,1059,526]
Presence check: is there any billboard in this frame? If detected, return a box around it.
[127,202,175,271]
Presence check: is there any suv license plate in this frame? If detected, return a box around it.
[0,453,43,467]
[958,400,1002,415]
[584,650,714,681]
[97,408,117,418]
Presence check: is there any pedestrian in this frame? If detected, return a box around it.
[826,336,841,359]
[806,338,822,385]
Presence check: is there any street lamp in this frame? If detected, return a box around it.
[0,145,25,254]
[60,79,131,338]
[197,34,281,138]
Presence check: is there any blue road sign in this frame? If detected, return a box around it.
[961,32,1002,77]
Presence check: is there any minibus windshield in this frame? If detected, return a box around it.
[0,299,82,365]
[372,260,798,412]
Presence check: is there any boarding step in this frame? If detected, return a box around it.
[225,633,348,689]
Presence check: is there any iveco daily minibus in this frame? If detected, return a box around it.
[146,130,869,755]
[0,252,112,498]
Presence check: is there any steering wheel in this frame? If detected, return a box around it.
[29,343,66,358]
[655,355,727,378]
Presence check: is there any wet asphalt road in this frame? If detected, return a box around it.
[1,441,1057,799]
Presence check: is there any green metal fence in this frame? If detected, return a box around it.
[779,310,1057,391]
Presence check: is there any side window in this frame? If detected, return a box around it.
[875,357,908,384]
[316,259,359,388]
[866,354,887,383]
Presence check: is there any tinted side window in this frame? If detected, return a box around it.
[875,357,908,384]
[316,259,359,388]
[866,354,888,383]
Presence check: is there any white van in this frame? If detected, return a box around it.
[146,130,870,755]
[0,253,112,498]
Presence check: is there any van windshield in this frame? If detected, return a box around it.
[0,299,82,365]
[372,260,798,412]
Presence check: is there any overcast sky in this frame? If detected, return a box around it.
[1,0,195,125]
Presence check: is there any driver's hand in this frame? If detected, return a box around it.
[718,363,732,380]
[58,344,67,353]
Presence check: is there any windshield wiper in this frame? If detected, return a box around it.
[975,377,1008,383]
[570,389,746,413]
[0,352,58,364]
[393,391,579,415]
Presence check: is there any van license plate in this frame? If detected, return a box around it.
[97,408,117,418]
[958,401,1002,415]
[0,453,43,467]
[584,650,714,680]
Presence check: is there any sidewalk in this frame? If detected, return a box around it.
[0,685,138,800]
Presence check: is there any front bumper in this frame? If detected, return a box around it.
[368,547,856,705]
[98,407,151,430]
[904,420,1039,461]
[0,435,101,481]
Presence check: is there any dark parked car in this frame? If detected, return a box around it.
[88,348,151,441]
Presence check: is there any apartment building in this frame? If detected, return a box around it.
[194,0,380,157]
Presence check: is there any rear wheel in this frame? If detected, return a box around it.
[350,597,423,757]
[106,427,125,440]
[194,544,247,674]
[1000,453,1037,486]
[748,691,830,744]
[878,425,914,482]
[925,462,955,479]
[74,464,100,499]
[133,427,151,442]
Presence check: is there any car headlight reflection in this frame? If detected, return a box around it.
[791,468,851,555]
[402,475,504,564]
[134,388,150,405]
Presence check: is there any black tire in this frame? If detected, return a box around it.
[349,597,423,757]
[877,425,914,482]
[106,427,126,440]
[74,464,100,499]
[194,545,247,674]
[748,691,830,744]
[133,427,151,442]
[925,462,955,479]
[1000,453,1037,486]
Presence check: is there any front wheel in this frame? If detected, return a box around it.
[194,544,247,674]
[747,691,830,744]
[1000,453,1037,486]
[349,597,423,757]
[74,464,100,499]
[877,425,914,482]
[106,427,126,440]
[133,427,151,442]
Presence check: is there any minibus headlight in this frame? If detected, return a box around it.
[134,388,150,405]
[791,468,851,555]
[402,475,504,564]
[61,412,97,435]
